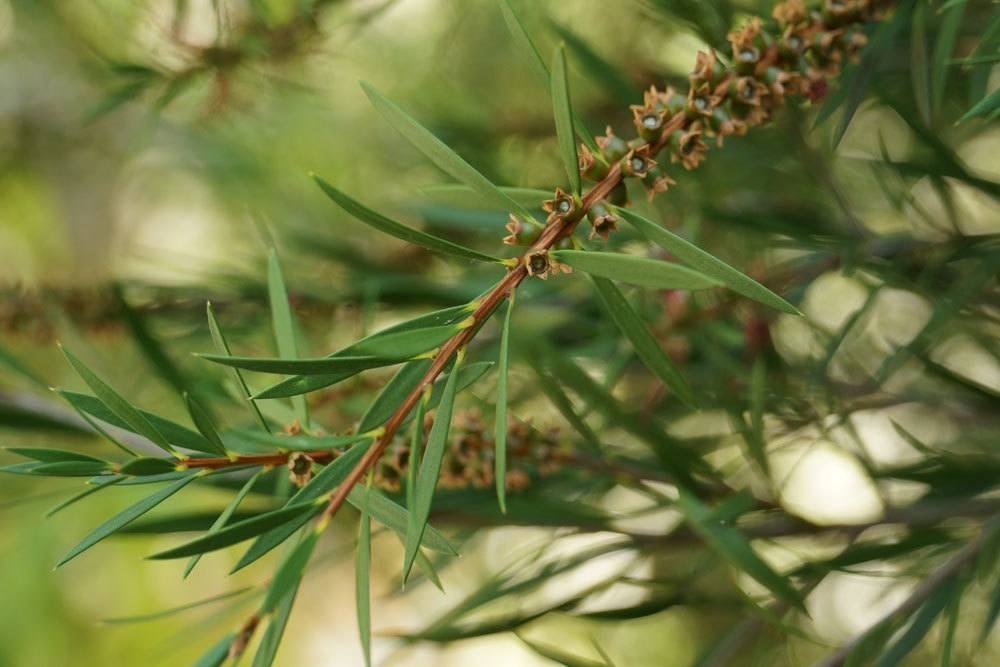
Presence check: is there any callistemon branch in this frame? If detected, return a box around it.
[317,0,900,519]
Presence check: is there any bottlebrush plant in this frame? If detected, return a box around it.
[2,0,999,666]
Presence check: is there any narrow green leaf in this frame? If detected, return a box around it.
[225,430,372,454]
[60,346,175,455]
[148,500,322,560]
[553,250,721,291]
[119,458,178,477]
[494,294,514,513]
[251,583,298,667]
[422,361,494,415]
[746,357,769,475]
[31,461,112,477]
[420,184,551,209]
[193,632,236,667]
[497,0,599,153]
[931,0,966,117]
[615,207,801,314]
[255,304,472,399]
[550,21,638,105]
[876,577,956,667]
[46,475,124,518]
[314,176,500,262]
[57,390,211,455]
[184,393,228,456]
[356,486,373,667]
[199,353,402,376]
[5,447,104,464]
[350,323,464,359]
[360,82,539,223]
[184,468,264,578]
[111,282,191,399]
[102,587,254,624]
[268,250,310,428]
[911,1,931,126]
[589,277,695,407]
[533,366,602,452]
[403,351,464,581]
[207,301,270,432]
[676,489,805,610]
[358,359,433,434]
[959,86,1000,123]
[551,45,581,195]
[58,471,201,566]
[940,575,964,667]
[0,341,47,388]
[261,530,319,614]
[348,486,457,556]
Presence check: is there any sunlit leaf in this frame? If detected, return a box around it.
[192,632,236,667]
[5,447,104,464]
[199,353,402,376]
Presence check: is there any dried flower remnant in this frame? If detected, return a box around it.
[542,187,577,224]
[287,452,314,487]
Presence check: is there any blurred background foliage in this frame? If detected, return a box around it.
[1,0,999,666]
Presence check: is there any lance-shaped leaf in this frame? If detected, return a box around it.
[207,301,270,432]
[314,176,501,263]
[347,486,457,556]
[198,353,402,376]
[615,207,801,314]
[5,447,104,464]
[255,303,472,399]
[183,393,228,457]
[268,251,310,428]
[358,359,433,434]
[224,429,372,453]
[252,584,298,667]
[551,44,581,195]
[590,277,695,407]
[553,249,720,291]
[497,0,599,153]
[356,486,373,667]
[260,530,319,615]
[960,86,1000,123]
[148,499,324,560]
[675,488,804,610]
[350,322,466,359]
[403,351,464,582]
[119,457,178,477]
[931,0,965,118]
[360,82,541,223]
[185,468,264,578]
[46,475,123,518]
[60,346,175,455]
[57,390,214,455]
[910,1,931,126]
[31,461,112,477]
[420,184,551,210]
[58,471,201,566]
[494,295,514,513]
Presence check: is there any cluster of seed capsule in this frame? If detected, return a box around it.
[507,0,893,279]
